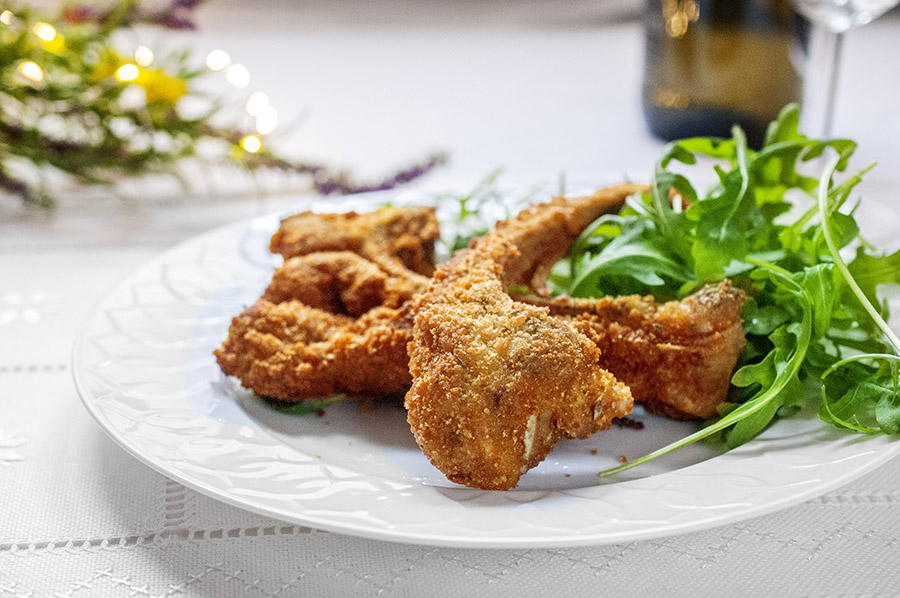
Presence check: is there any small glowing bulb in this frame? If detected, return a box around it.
[241,135,262,153]
[225,64,250,88]
[255,106,278,135]
[245,91,269,116]
[18,61,43,82]
[206,49,231,71]
[1,10,14,25]
[115,64,140,82]
[134,46,154,67]
[33,22,56,42]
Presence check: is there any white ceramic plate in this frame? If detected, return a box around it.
[73,190,900,548]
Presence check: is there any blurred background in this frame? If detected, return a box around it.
[2,0,898,247]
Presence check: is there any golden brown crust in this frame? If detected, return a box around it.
[520,280,747,419]
[216,206,437,402]
[497,186,645,294]
[269,206,440,277]
[405,185,644,490]
[262,251,429,316]
[215,300,414,400]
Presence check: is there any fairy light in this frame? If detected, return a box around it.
[115,64,140,82]
[240,134,261,153]
[245,91,269,116]
[33,22,56,41]
[205,49,231,71]
[225,64,250,88]
[214,57,279,137]
[1,10,14,25]
[255,106,278,135]
[134,46,154,67]
[17,61,43,82]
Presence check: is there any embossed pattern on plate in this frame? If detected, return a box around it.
[73,191,900,548]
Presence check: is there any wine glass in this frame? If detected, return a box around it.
[791,0,899,137]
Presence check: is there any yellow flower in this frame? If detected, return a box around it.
[41,34,65,55]
[91,48,187,105]
[136,68,187,104]
[91,48,124,82]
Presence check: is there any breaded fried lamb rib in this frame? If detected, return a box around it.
[405,185,644,490]
[216,205,437,401]
[262,251,429,317]
[269,206,440,277]
[494,188,637,295]
[216,300,415,400]
[519,280,746,419]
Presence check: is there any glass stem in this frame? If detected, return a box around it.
[802,23,845,138]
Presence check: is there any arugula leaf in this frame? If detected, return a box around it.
[741,299,791,336]
[437,168,511,255]
[551,103,900,477]
[261,395,343,415]
[875,360,900,434]
[816,157,900,355]
[799,264,835,340]
[688,127,757,281]
[849,248,900,306]
[568,219,691,296]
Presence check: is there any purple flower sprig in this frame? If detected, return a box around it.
[143,0,204,31]
[64,0,208,30]
[241,148,449,196]
[212,121,448,196]
[313,152,449,196]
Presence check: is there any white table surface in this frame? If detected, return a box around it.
[3,2,900,596]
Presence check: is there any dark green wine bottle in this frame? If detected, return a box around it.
[642,0,804,148]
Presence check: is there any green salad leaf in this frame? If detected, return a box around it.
[260,395,344,415]
[546,104,900,476]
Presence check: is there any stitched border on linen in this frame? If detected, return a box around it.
[0,526,317,557]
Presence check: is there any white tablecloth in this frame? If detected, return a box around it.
[3,2,900,596]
